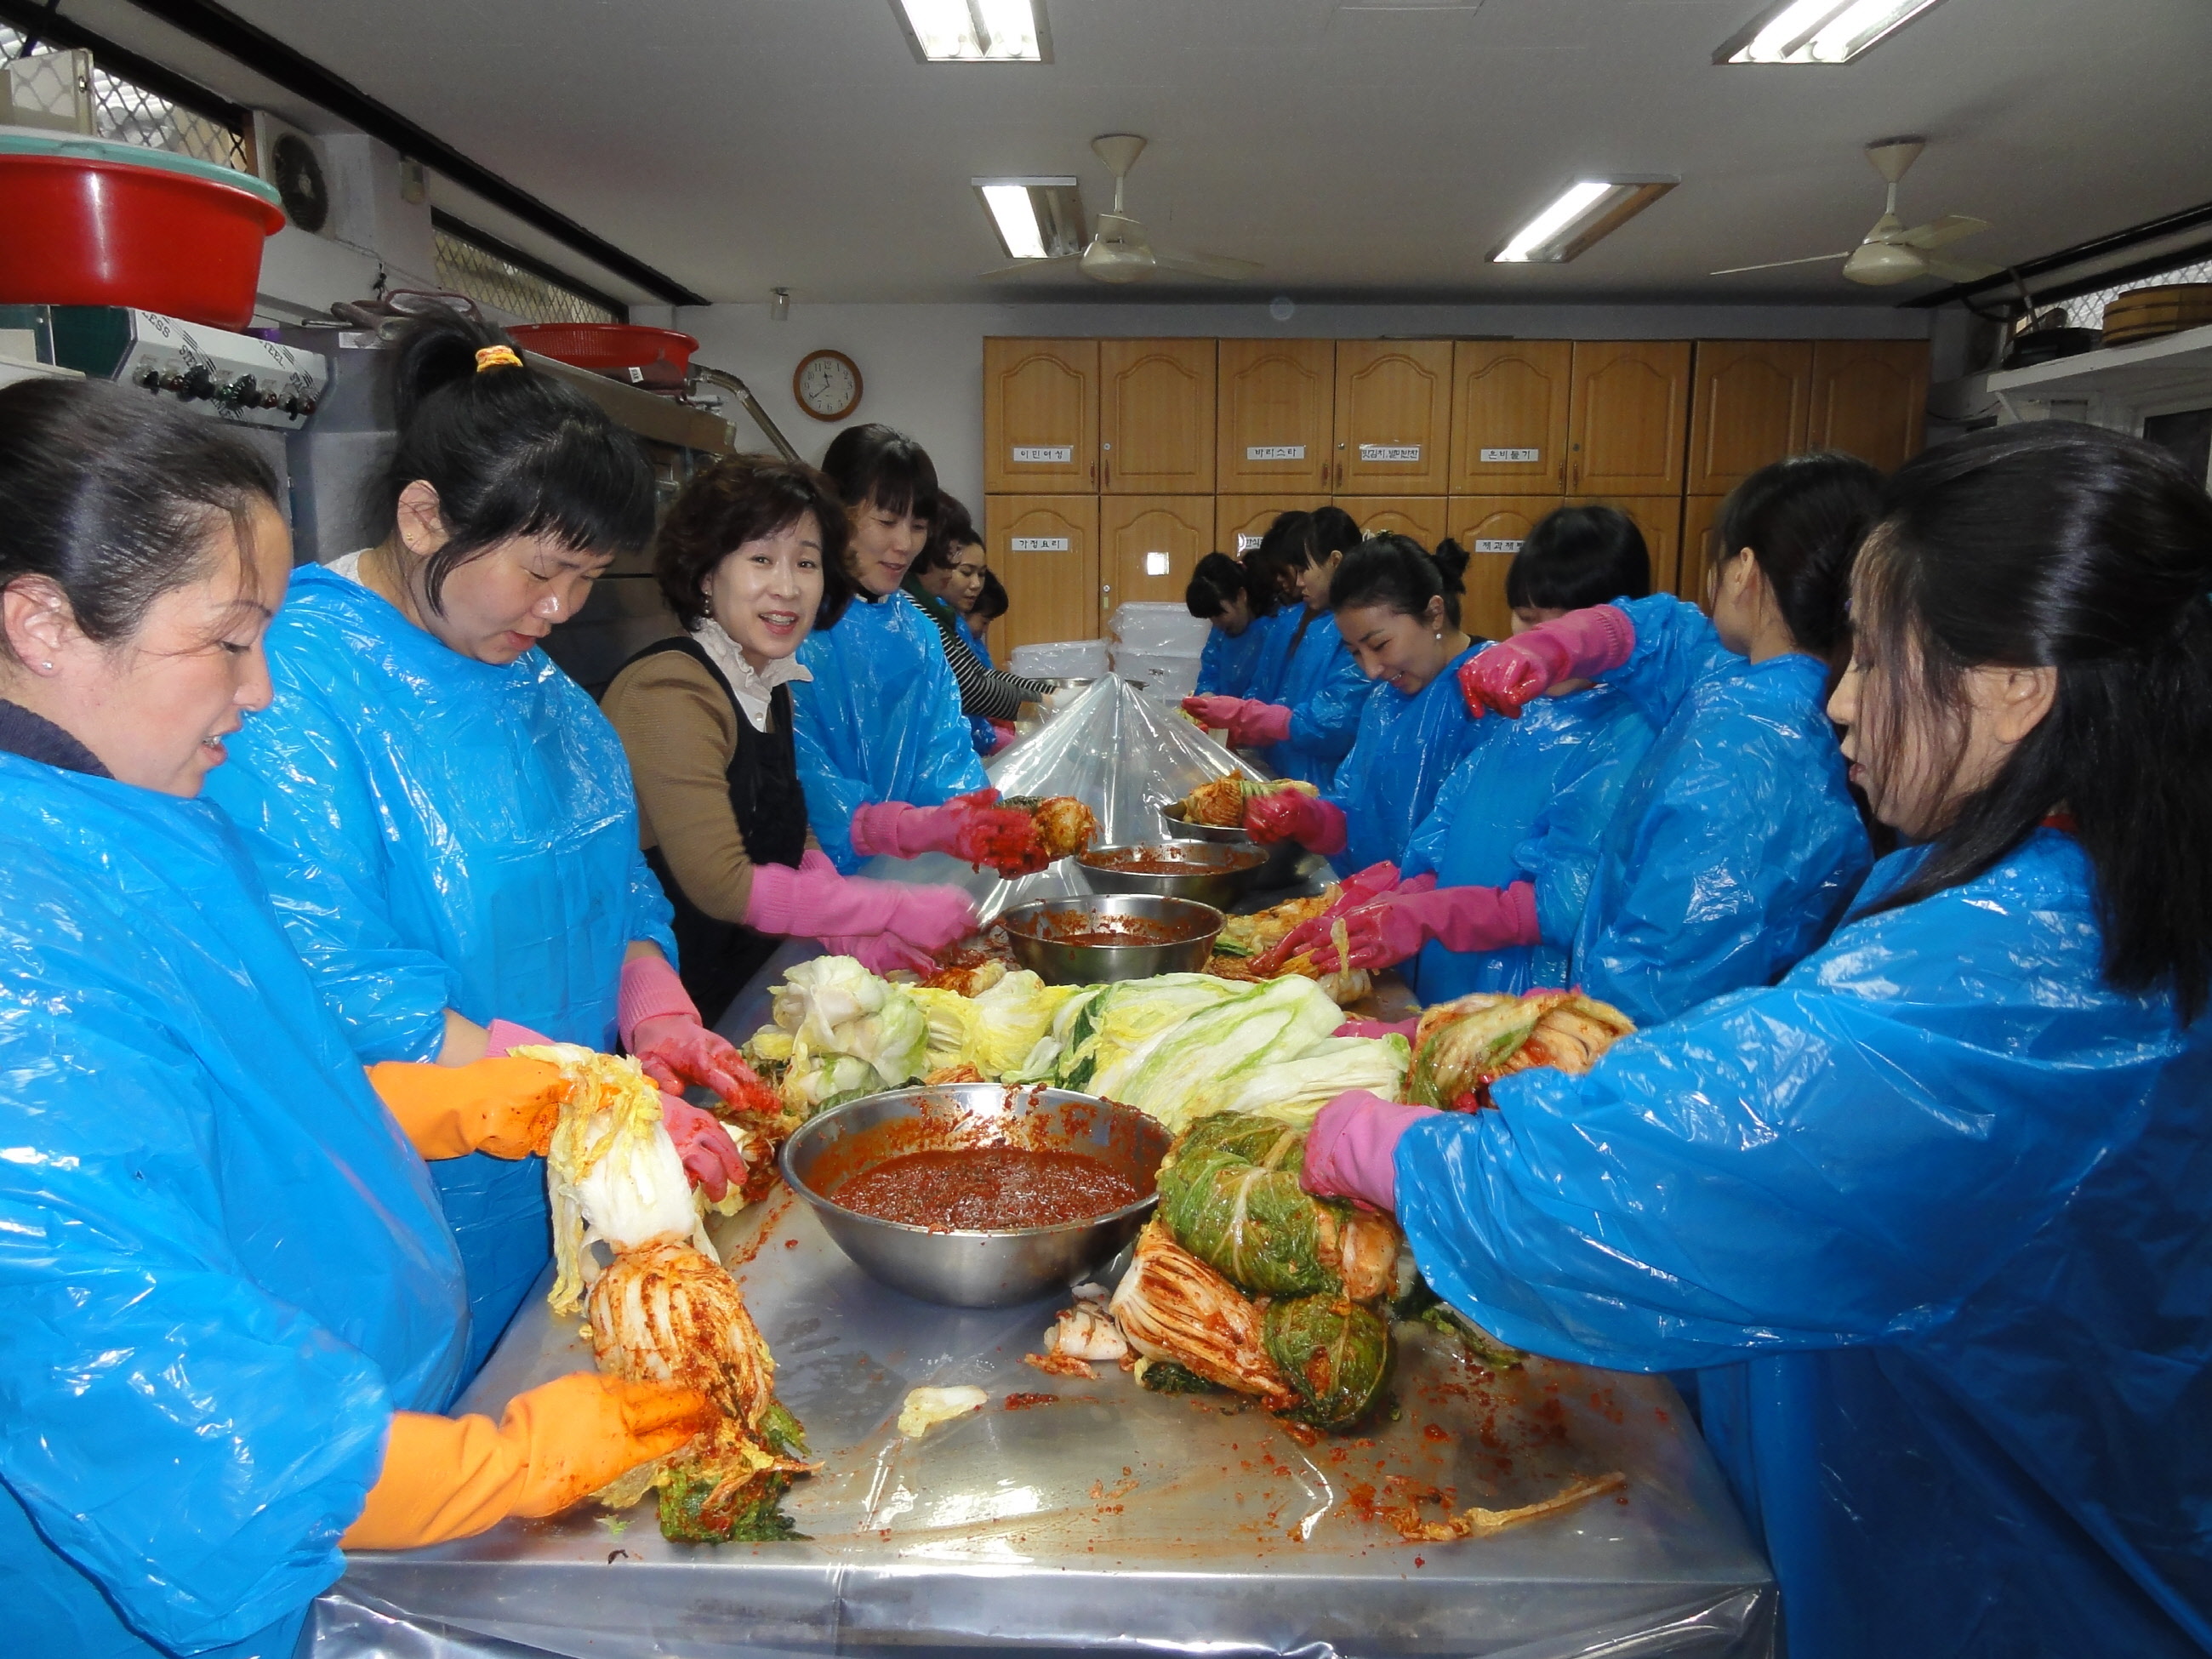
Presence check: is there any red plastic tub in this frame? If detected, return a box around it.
[510,323,698,388]
[0,131,285,330]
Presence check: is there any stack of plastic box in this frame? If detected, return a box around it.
[1109,602,1209,700]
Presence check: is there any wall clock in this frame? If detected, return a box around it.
[793,349,862,421]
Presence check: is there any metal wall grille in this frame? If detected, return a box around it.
[433,227,620,326]
[2050,257,2212,333]
[1,26,247,169]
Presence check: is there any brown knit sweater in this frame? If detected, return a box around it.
[601,647,815,926]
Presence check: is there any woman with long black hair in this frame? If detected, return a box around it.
[1305,422,2212,1659]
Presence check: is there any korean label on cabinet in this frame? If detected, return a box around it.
[1474,538,1525,554]
[1244,444,1306,461]
[1480,448,1541,464]
[1237,533,1264,552]
[1010,537,1072,552]
[1358,443,1422,464]
[1011,445,1075,464]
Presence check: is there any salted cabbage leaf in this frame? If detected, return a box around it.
[1263,1294,1391,1428]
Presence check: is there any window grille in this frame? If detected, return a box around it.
[1,25,247,170]
[433,225,620,326]
[2043,257,2212,333]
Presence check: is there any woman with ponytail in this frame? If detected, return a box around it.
[1303,421,2212,1659]
[207,307,754,1378]
[1243,534,1481,887]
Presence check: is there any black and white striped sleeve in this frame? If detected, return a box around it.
[930,614,1058,720]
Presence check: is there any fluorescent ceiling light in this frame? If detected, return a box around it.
[972,177,1084,259]
[1716,0,1947,64]
[893,0,1049,61]
[1491,179,1676,264]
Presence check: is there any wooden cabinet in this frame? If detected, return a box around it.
[1810,339,1929,471]
[985,494,1099,650]
[983,339,1097,494]
[1216,494,1328,555]
[1679,494,1726,605]
[1100,338,1215,493]
[1686,341,1813,494]
[1568,341,1690,496]
[1450,340,1571,494]
[1101,495,1212,613]
[1333,339,1453,494]
[1446,496,1564,641]
[1571,495,1682,596]
[1335,495,1449,548]
[1217,339,1335,491]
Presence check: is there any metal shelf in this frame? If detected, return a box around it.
[1987,323,2212,406]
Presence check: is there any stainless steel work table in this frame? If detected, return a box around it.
[313,940,1776,1659]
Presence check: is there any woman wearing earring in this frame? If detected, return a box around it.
[205,307,753,1379]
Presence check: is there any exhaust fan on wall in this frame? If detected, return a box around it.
[250,111,332,236]
[1713,137,1999,286]
[978,135,1259,285]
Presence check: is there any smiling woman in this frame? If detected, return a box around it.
[199,305,767,1381]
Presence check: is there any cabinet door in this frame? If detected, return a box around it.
[1446,496,1565,641]
[986,494,1100,650]
[983,339,1097,494]
[1216,494,1330,555]
[1568,341,1690,496]
[1217,339,1335,491]
[1335,495,1449,547]
[1810,339,1929,472]
[1679,494,1726,605]
[1100,339,1215,493]
[1450,340,1571,493]
[1686,340,1812,494]
[1102,495,1213,613]
[1569,494,1682,595]
[1333,339,1453,494]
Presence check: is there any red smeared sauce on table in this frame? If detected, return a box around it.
[832,1145,1143,1231]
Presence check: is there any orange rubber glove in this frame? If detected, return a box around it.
[342,1372,718,1549]
[367,1057,568,1160]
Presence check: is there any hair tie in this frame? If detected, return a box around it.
[475,345,523,373]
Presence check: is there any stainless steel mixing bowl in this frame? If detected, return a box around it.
[1157,801,1305,887]
[778,1082,1169,1308]
[1076,841,1267,909]
[997,892,1223,984]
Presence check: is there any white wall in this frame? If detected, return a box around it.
[669,298,1931,507]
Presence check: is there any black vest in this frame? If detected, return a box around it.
[618,637,810,1027]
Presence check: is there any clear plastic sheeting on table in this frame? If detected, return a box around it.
[858,676,1284,925]
[321,1187,1774,1659]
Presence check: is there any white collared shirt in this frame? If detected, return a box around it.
[692,618,811,733]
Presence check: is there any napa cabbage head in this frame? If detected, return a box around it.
[1211,1034,1412,1128]
[771,955,926,1088]
[1117,977,1345,1132]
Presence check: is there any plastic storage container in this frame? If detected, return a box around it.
[1010,640,1111,680]
[0,128,285,329]
[1109,601,1211,656]
[1112,649,1203,700]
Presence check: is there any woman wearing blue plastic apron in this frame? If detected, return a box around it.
[1243,534,1480,892]
[0,382,714,1659]
[1187,549,1280,698]
[1183,506,1373,787]
[205,309,748,1378]
[1302,422,2212,1659]
[792,425,1040,872]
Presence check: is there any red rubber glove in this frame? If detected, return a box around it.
[746,851,977,951]
[1457,605,1635,719]
[1181,696,1294,748]
[849,790,1043,873]
[1333,1017,1421,1041]
[619,954,778,1114]
[1256,865,1434,974]
[1272,882,1540,974]
[660,1097,747,1201]
[1301,1090,1440,1212]
[1245,789,1348,855]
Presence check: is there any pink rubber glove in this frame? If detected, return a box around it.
[660,1097,746,1201]
[746,854,978,950]
[483,1018,553,1058]
[824,932,938,975]
[1274,882,1540,973]
[848,790,1042,871]
[1180,696,1293,749]
[1245,789,1348,855]
[987,721,1018,755]
[1302,1090,1440,1212]
[619,955,772,1111]
[1457,605,1635,719]
[1333,1017,1421,1040]
[1257,866,1436,974]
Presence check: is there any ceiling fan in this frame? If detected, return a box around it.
[982,134,1260,285]
[1713,137,2001,286]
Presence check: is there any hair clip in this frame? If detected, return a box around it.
[475,345,523,373]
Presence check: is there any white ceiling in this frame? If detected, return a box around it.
[59,0,2212,307]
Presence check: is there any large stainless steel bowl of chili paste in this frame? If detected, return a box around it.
[779,1083,1170,1308]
